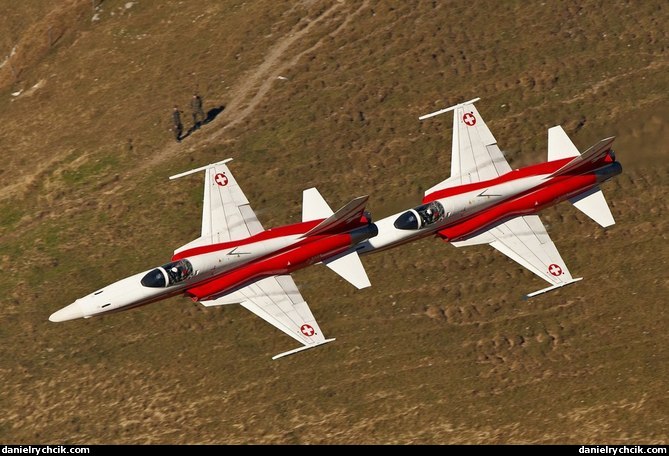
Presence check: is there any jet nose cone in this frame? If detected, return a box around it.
[49,301,85,322]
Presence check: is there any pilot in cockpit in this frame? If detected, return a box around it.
[424,206,440,225]
[394,201,446,231]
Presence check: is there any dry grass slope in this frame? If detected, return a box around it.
[0,0,667,444]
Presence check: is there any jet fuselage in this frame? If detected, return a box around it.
[357,158,621,254]
[49,220,376,322]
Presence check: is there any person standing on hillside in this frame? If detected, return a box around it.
[191,93,205,130]
[172,106,183,142]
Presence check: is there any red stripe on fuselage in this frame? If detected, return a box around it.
[437,173,597,241]
[172,219,323,261]
[422,158,574,203]
[185,232,355,300]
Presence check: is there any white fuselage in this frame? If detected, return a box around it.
[357,174,547,254]
[50,234,303,321]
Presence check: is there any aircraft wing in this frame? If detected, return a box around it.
[201,275,334,359]
[170,159,264,254]
[420,98,512,194]
[450,215,582,297]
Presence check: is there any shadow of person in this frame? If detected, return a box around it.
[181,127,194,140]
[180,105,225,139]
[204,105,225,125]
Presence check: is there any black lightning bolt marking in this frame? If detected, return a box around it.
[477,189,502,197]
[227,247,251,257]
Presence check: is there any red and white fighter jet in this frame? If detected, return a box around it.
[49,160,377,359]
[354,98,622,297]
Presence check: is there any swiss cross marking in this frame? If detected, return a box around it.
[214,173,229,186]
[300,324,315,336]
[548,264,563,276]
[463,112,476,126]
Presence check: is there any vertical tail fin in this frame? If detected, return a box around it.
[323,250,371,289]
[303,195,369,236]
[551,136,616,177]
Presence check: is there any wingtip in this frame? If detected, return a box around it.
[271,338,336,360]
[525,278,583,299]
[419,97,481,120]
[169,158,234,180]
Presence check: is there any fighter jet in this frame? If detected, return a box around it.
[354,98,621,297]
[49,159,377,359]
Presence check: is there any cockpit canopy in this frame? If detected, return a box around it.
[141,259,194,288]
[393,201,446,230]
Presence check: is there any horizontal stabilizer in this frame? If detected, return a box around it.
[302,188,333,222]
[303,195,369,237]
[548,126,580,161]
[551,136,615,176]
[569,186,615,227]
[323,250,371,289]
